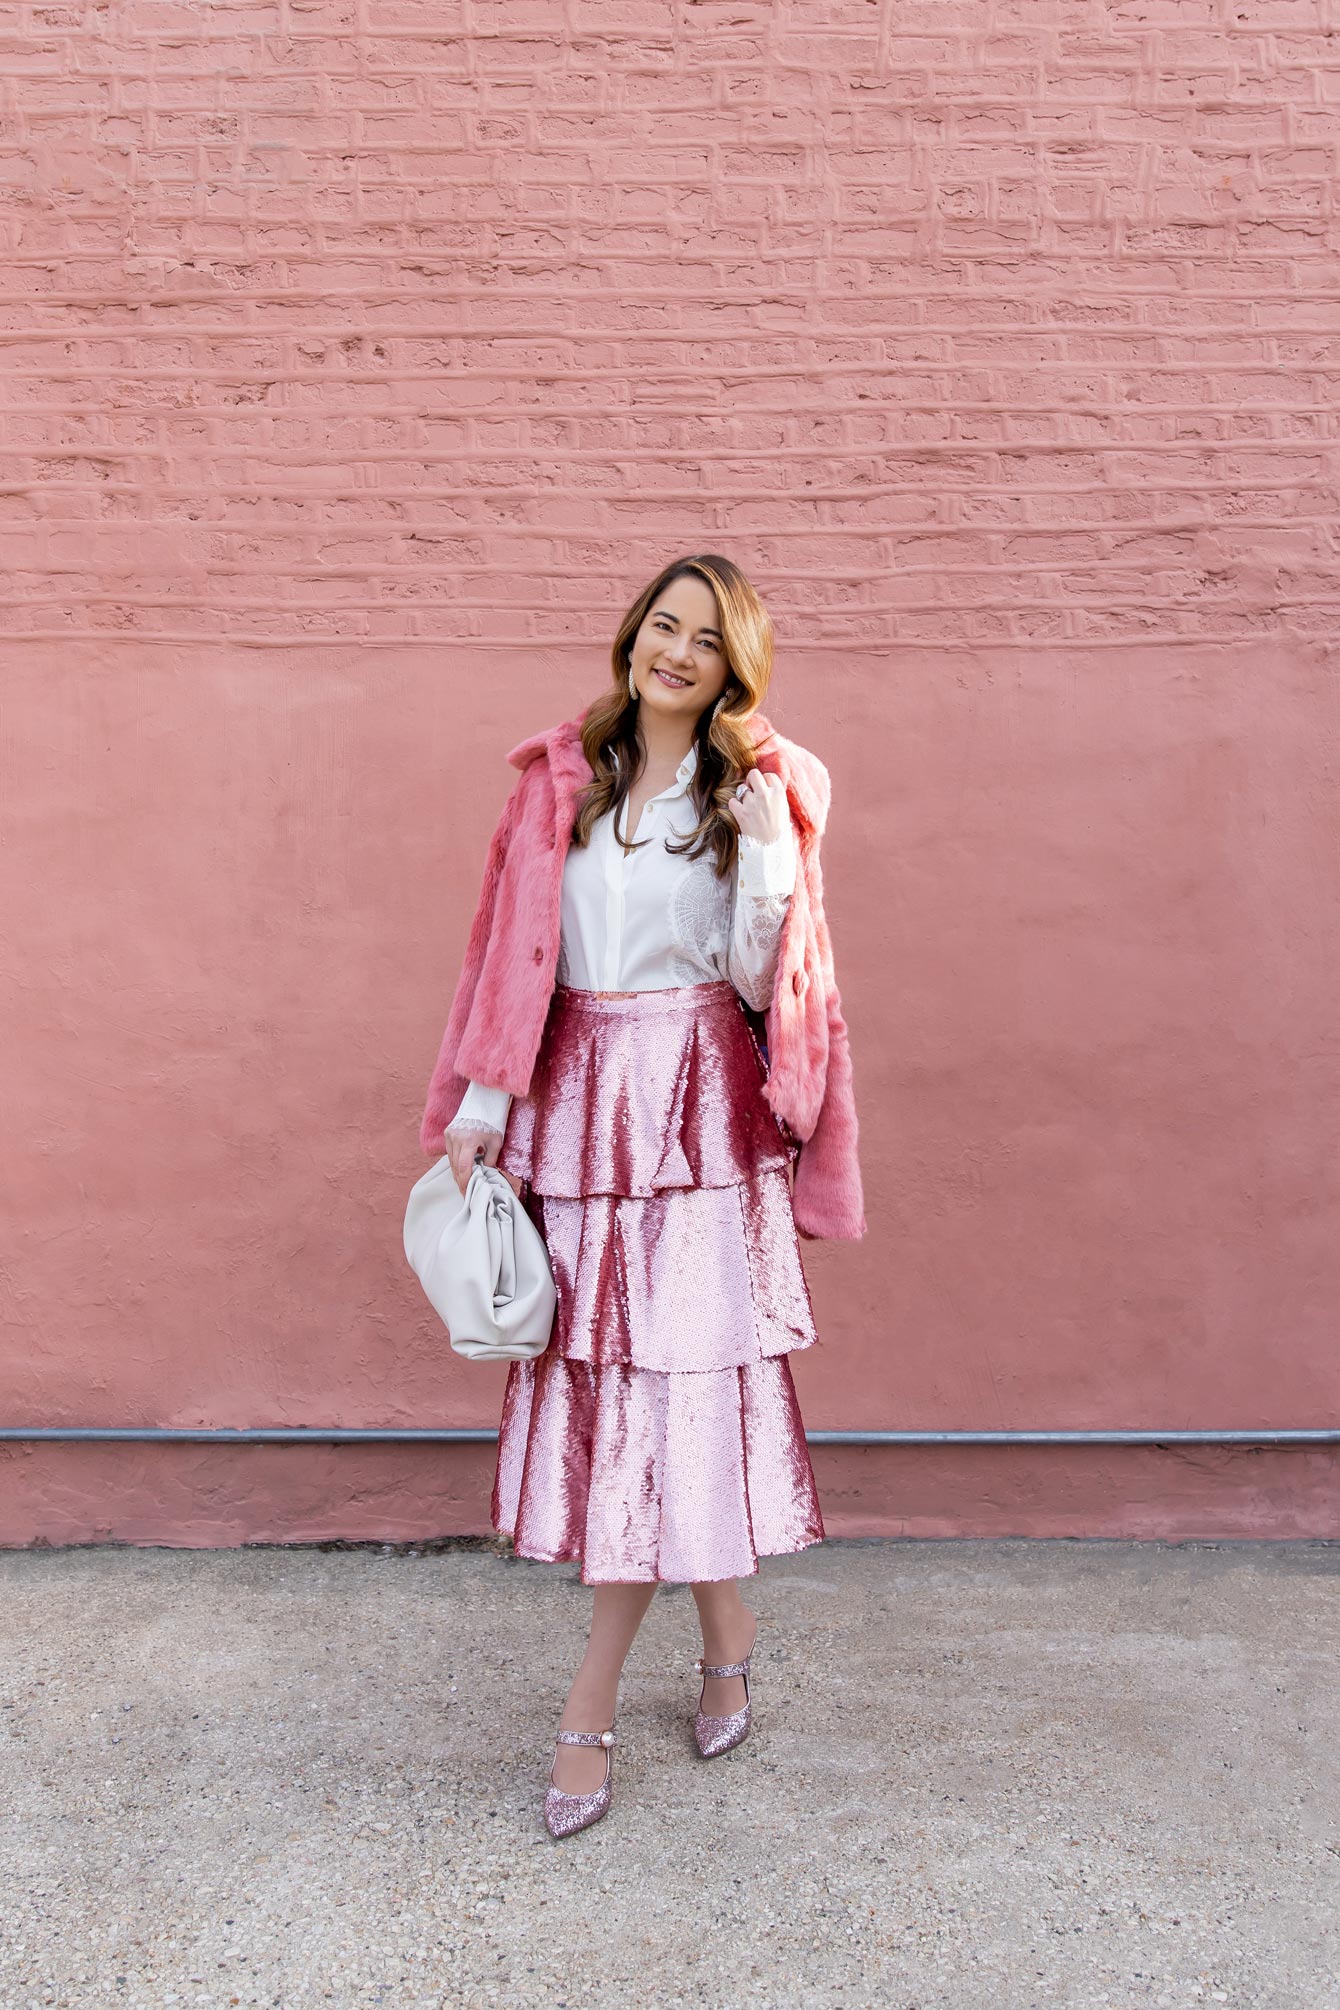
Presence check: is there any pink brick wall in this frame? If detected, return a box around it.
[3,3,1338,1543]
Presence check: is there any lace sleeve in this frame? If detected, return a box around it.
[443,1078,513,1139]
[726,823,798,1013]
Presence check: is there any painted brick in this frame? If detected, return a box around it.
[0,7,1331,641]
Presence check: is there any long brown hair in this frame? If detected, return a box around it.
[573,554,777,878]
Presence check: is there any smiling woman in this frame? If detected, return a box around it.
[643,598,720,695]
[571,561,784,867]
[421,552,866,1839]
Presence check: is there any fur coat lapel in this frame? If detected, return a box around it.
[420,710,866,1240]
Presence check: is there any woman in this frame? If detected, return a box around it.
[419,553,866,1839]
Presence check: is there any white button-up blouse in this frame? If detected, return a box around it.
[445,739,798,1138]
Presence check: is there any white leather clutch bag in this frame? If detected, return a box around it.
[403,1149,556,1361]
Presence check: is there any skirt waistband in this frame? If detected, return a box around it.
[552,978,742,1018]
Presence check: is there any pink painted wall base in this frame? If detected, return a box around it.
[1,1446,1335,1550]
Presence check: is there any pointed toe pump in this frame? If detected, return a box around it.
[692,1619,759,1759]
[543,1725,617,1839]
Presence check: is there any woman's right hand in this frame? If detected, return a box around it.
[444,1125,523,1199]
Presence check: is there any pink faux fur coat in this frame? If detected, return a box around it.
[419,708,867,1241]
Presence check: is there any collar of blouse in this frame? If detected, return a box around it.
[657,742,698,801]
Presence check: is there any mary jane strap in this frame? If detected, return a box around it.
[693,1655,751,1679]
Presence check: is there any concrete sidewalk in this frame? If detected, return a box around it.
[1,1537,1337,2009]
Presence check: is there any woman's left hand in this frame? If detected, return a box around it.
[725,768,790,845]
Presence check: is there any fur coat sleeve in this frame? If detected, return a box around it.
[756,764,867,1242]
[417,759,554,1156]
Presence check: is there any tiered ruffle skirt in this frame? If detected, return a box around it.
[491,979,826,1584]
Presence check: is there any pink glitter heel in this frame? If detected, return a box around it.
[692,1617,758,1759]
[544,1725,616,1839]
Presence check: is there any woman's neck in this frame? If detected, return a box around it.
[635,711,697,774]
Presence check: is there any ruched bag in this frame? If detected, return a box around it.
[403,1149,556,1362]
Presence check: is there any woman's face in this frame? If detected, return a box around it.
[628,574,731,728]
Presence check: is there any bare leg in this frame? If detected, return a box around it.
[552,1581,658,1794]
[690,1579,758,1718]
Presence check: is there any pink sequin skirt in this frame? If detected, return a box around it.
[490,979,826,1584]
